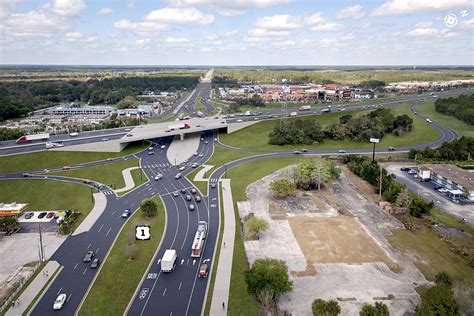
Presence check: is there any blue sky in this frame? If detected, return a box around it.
[0,0,473,65]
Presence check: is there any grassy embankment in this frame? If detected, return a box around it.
[0,142,147,174]
[0,180,93,231]
[79,196,165,315]
[53,158,146,193]
[219,104,440,151]
[416,100,474,138]
[194,96,206,112]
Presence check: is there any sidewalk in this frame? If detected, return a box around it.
[72,192,107,236]
[6,261,60,316]
[194,165,213,181]
[210,179,235,315]
[114,167,140,194]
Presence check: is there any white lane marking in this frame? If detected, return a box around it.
[96,248,100,255]
[57,287,63,295]
[67,294,72,302]
[178,282,182,290]
[162,288,167,296]
[98,224,104,232]
[111,211,116,215]
[106,227,112,236]
[73,263,78,270]
[83,268,87,276]
[87,243,91,249]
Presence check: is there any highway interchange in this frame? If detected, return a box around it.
[0,81,471,315]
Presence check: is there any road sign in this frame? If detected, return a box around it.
[369,138,380,143]
[136,225,151,240]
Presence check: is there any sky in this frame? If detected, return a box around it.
[0,0,473,65]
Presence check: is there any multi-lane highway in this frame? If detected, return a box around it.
[0,80,470,316]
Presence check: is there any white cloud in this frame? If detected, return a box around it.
[166,37,190,43]
[0,0,21,18]
[273,40,296,48]
[135,38,151,46]
[114,19,168,36]
[372,0,472,16]
[414,21,433,28]
[143,7,214,25]
[336,5,365,19]
[206,30,238,41]
[65,32,97,42]
[255,15,302,30]
[248,28,290,38]
[305,12,344,32]
[99,7,113,15]
[2,11,69,38]
[200,47,213,52]
[46,0,86,17]
[172,0,293,16]
[458,18,474,30]
[407,26,457,38]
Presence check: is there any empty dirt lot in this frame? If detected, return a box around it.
[288,216,398,271]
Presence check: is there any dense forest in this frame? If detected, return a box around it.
[0,75,200,121]
[435,94,474,125]
[408,136,474,161]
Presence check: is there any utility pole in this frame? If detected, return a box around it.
[379,167,383,201]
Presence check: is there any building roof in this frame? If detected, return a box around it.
[0,202,28,216]
[422,164,474,190]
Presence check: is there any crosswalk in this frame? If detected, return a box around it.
[142,163,173,169]
[210,178,218,183]
[103,190,114,196]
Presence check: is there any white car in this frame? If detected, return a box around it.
[160,145,166,149]
[237,119,243,122]
[154,174,163,180]
[53,294,66,310]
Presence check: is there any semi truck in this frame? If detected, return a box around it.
[168,123,191,131]
[191,224,207,257]
[161,249,177,272]
[16,133,50,144]
[299,105,312,111]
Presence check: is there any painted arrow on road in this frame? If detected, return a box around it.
[193,259,196,265]
[203,258,210,263]
[157,259,161,265]
[181,259,185,265]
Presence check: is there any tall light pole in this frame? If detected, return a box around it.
[370,138,380,162]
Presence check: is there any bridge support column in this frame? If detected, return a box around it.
[180,133,185,140]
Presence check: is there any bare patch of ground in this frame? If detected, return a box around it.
[288,216,398,271]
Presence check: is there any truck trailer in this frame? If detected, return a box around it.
[299,105,312,111]
[16,133,50,144]
[161,249,177,272]
[168,123,191,131]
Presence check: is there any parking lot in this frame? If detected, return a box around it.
[385,164,474,226]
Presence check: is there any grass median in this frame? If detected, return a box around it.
[416,100,474,137]
[0,180,93,232]
[78,196,165,316]
[0,142,147,174]
[53,158,145,191]
[219,104,439,151]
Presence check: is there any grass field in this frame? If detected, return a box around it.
[0,180,93,231]
[79,196,165,316]
[0,142,147,174]
[387,227,474,288]
[219,104,440,151]
[416,101,474,137]
[53,159,144,190]
[194,96,206,112]
[429,208,474,235]
[224,155,310,315]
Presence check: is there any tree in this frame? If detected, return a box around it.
[245,258,293,300]
[359,302,389,316]
[312,298,341,316]
[140,199,158,217]
[416,284,459,315]
[409,197,434,218]
[269,179,295,199]
[0,216,19,233]
[435,272,453,288]
[295,158,331,190]
[245,216,269,239]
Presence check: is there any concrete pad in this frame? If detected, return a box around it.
[0,233,65,285]
[72,192,107,236]
[53,140,125,153]
[114,167,140,194]
[194,164,213,181]
[6,261,61,316]
[166,133,200,165]
[226,121,258,134]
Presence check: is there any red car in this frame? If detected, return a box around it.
[46,212,55,219]
[199,264,208,278]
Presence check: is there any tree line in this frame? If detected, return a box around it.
[0,75,200,121]
[435,94,474,125]
[269,108,413,145]
[408,136,474,161]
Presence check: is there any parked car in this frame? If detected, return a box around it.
[188,205,195,211]
[199,264,209,278]
[408,170,417,174]
[38,212,47,219]
[25,212,34,219]
[53,294,67,310]
[83,251,94,262]
[90,258,100,269]
[400,167,410,172]
[46,212,55,219]
[434,186,443,190]
[122,209,131,218]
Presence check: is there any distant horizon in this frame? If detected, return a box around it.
[1,64,473,68]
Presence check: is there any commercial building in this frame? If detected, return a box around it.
[0,202,28,217]
[51,105,114,115]
[418,164,474,201]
